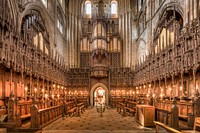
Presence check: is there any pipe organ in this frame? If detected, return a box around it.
[80,0,121,70]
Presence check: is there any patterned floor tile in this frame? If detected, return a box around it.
[42,107,162,133]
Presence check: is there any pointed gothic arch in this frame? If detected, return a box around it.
[18,3,51,39]
[137,38,146,63]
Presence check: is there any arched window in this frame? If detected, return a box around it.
[57,8,63,34]
[21,11,50,55]
[85,1,91,15]
[57,19,63,34]
[111,1,118,15]
[42,0,47,8]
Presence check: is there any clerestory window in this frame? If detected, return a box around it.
[111,1,118,15]
[85,1,92,15]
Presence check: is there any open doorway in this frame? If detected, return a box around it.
[90,83,109,106]
[94,87,105,106]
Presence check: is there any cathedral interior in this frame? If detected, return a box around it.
[0,0,200,132]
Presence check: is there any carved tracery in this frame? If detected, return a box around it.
[21,10,50,55]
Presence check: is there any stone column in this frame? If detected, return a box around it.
[69,13,73,68]
[74,15,78,68]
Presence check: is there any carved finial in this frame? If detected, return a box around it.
[32,96,36,104]
[195,89,200,97]
[172,97,177,104]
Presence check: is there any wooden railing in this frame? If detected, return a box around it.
[110,97,125,108]
[31,105,63,129]
[64,101,77,116]
[18,102,32,118]
[154,121,181,133]
[116,102,126,116]
[77,98,89,108]
[77,102,85,116]
[17,100,49,127]
[125,100,137,116]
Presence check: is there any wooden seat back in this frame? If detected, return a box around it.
[194,117,200,131]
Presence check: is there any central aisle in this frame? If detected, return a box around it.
[42,107,159,133]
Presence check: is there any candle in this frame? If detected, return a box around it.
[34,88,37,98]
[25,87,27,100]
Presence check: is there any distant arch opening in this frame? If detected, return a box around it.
[90,83,109,106]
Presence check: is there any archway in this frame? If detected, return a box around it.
[94,87,105,106]
[90,83,109,106]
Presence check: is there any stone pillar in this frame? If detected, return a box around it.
[171,98,179,130]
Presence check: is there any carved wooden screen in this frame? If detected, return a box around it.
[80,53,90,67]
[153,10,183,54]
[5,81,14,97]
[109,52,120,67]
[21,10,50,55]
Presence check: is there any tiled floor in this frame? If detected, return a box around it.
[42,107,161,133]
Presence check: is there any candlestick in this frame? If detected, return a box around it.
[169,87,172,100]
[25,87,27,101]
[42,88,44,99]
[34,88,37,99]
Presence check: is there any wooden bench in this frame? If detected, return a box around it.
[20,114,31,120]
[31,105,63,129]
[125,107,135,116]
[155,107,171,125]
[64,101,78,116]
[68,107,77,116]
[116,103,121,112]
[156,99,193,123]
[125,100,137,116]
[194,118,200,131]
[117,102,125,114]
[76,103,84,116]
[80,104,85,113]
[154,121,181,133]
[19,114,31,127]
[77,98,89,108]
[0,114,7,122]
[110,97,125,108]
[182,117,200,133]
[179,114,189,120]
[0,128,6,133]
